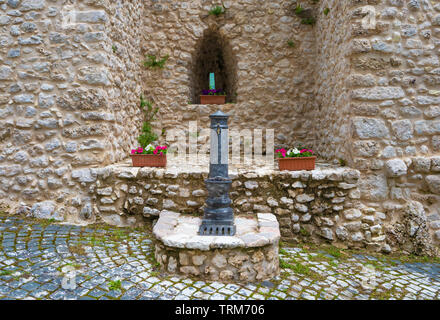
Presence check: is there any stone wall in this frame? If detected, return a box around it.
[0,0,143,210]
[345,0,440,255]
[312,0,353,160]
[143,0,318,148]
[58,163,396,252]
[103,0,144,163]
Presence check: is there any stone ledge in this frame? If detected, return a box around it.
[92,160,361,183]
[153,211,280,251]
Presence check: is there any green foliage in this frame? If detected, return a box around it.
[279,257,325,281]
[323,246,343,259]
[88,235,104,247]
[0,270,12,276]
[39,218,56,228]
[301,17,316,25]
[300,227,310,237]
[137,95,159,149]
[146,248,161,271]
[208,5,225,16]
[112,45,117,53]
[111,229,129,242]
[323,8,330,15]
[289,262,311,275]
[279,258,291,269]
[279,258,317,277]
[292,4,316,26]
[108,279,122,291]
[143,54,169,69]
[287,40,295,48]
[339,158,347,167]
[276,146,315,158]
[294,4,304,15]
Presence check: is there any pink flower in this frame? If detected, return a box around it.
[154,150,158,155]
[276,148,287,158]
[131,149,136,154]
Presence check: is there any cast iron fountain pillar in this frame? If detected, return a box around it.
[199,110,236,236]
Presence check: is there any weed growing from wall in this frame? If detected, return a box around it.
[208,5,225,16]
[143,54,169,69]
[301,17,316,25]
[138,95,159,148]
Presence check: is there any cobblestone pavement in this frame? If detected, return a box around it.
[0,215,439,300]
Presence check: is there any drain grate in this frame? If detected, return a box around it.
[199,224,235,236]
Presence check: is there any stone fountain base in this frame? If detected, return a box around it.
[153,211,280,282]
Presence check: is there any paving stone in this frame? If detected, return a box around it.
[20,282,40,291]
[9,289,28,299]
[139,291,160,300]
[88,288,106,298]
[121,287,143,300]
[0,216,438,300]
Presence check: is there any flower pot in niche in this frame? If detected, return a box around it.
[278,157,316,171]
[131,154,167,167]
[200,95,226,105]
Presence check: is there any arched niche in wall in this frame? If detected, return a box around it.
[190,28,238,104]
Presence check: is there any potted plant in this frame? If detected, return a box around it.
[130,95,167,167]
[276,147,316,171]
[131,145,168,167]
[200,89,226,105]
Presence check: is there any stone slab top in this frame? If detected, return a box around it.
[81,158,360,183]
[153,211,281,251]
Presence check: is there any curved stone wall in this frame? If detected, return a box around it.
[0,0,144,211]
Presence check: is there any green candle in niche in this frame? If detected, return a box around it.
[209,73,215,90]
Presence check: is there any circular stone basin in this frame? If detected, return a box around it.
[153,211,281,282]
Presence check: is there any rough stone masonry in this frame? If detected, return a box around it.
[0,0,440,256]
